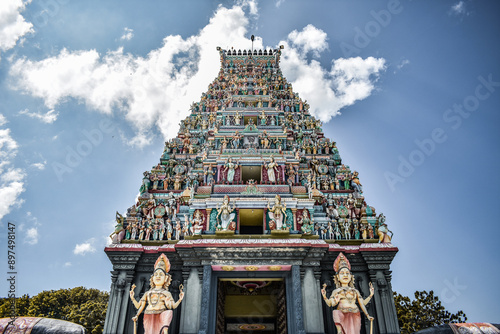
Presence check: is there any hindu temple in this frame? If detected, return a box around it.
[104,45,399,334]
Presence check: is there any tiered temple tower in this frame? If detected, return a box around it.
[104,46,399,334]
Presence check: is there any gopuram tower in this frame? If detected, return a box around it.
[104,46,400,334]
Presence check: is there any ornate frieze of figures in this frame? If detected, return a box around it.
[110,46,393,242]
[105,46,399,334]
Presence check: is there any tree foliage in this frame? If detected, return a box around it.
[394,290,467,334]
[0,287,109,334]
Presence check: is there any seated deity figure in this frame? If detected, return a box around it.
[299,210,314,235]
[376,213,393,243]
[130,254,184,334]
[189,210,204,235]
[267,195,287,230]
[321,253,374,334]
[216,195,236,230]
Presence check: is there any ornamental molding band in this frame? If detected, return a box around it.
[104,45,400,334]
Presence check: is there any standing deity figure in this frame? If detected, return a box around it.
[267,195,287,230]
[232,131,242,149]
[264,156,278,184]
[130,254,184,334]
[321,253,374,334]
[234,110,241,125]
[224,158,239,184]
[216,195,236,230]
[110,211,125,244]
[143,194,156,219]
[260,109,267,125]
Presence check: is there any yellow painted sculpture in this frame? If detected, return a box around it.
[130,254,184,334]
[321,253,374,334]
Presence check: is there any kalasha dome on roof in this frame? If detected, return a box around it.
[104,44,399,334]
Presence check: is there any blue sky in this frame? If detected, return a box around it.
[0,0,499,323]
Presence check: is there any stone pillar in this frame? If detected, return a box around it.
[179,268,202,334]
[292,208,297,231]
[291,265,306,334]
[117,271,135,334]
[198,265,212,334]
[302,268,325,334]
[206,208,212,231]
[103,271,119,334]
[362,250,399,334]
[104,251,141,334]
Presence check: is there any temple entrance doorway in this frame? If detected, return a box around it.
[215,279,287,334]
[241,166,261,184]
[239,209,264,235]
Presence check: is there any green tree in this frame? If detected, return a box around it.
[394,290,467,334]
[0,287,109,334]
[27,287,109,334]
[0,294,31,318]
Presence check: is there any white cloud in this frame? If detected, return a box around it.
[281,26,385,123]
[275,0,285,8]
[74,238,97,255]
[64,262,72,267]
[8,4,385,146]
[287,24,328,56]
[0,0,33,55]
[22,211,41,244]
[450,1,467,16]
[397,58,410,70]
[31,161,46,170]
[25,226,38,244]
[0,114,6,126]
[0,125,25,220]
[120,27,134,41]
[19,108,59,123]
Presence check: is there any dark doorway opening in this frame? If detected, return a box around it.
[241,166,261,184]
[216,279,287,334]
[239,209,263,235]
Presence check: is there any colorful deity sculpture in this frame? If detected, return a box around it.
[321,253,374,334]
[130,254,184,334]
[110,211,125,244]
[264,155,278,183]
[267,195,287,230]
[224,157,239,184]
[376,213,393,243]
[216,195,236,230]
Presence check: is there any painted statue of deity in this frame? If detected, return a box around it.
[321,253,374,334]
[267,195,287,230]
[189,210,204,235]
[216,195,236,230]
[376,213,392,243]
[300,210,314,235]
[264,155,278,183]
[110,211,125,244]
[130,254,184,334]
[224,158,239,184]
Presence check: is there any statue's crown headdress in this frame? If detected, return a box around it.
[333,252,351,273]
[154,253,171,273]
